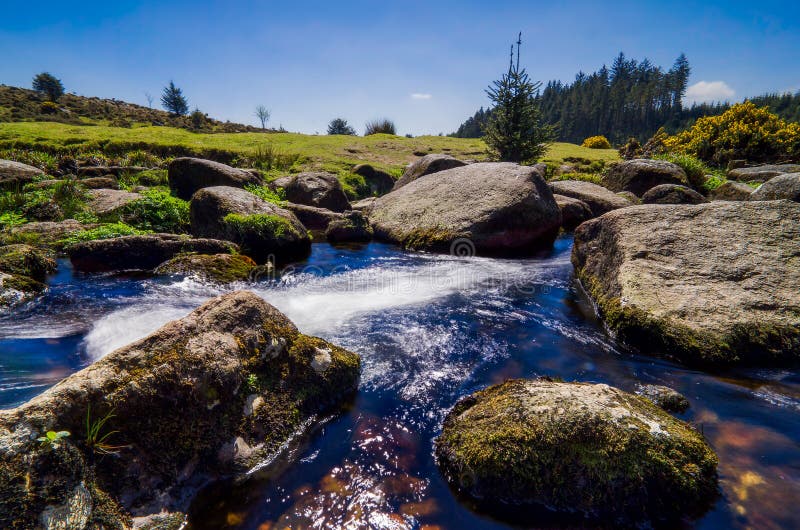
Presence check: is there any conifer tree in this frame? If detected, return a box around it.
[161,81,189,116]
[483,34,554,162]
[32,72,65,102]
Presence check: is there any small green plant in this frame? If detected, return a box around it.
[244,373,260,393]
[85,405,123,455]
[244,184,286,204]
[121,189,189,232]
[37,430,70,449]
[0,211,27,228]
[654,152,709,190]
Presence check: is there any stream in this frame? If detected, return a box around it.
[1,235,798,529]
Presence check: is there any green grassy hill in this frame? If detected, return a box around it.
[0,121,618,176]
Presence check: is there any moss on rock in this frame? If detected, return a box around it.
[435,379,718,526]
[154,253,266,284]
[0,243,56,281]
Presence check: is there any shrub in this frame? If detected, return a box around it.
[0,149,58,173]
[32,72,65,101]
[618,137,643,160]
[654,153,709,190]
[60,222,150,246]
[664,102,800,164]
[121,189,189,232]
[364,118,397,136]
[327,118,356,136]
[120,150,164,168]
[244,184,285,205]
[581,135,612,149]
[40,101,60,114]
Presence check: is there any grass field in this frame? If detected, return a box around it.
[0,121,618,174]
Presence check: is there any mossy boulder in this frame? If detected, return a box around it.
[351,164,394,195]
[604,159,689,197]
[370,162,561,255]
[68,233,238,272]
[168,157,263,200]
[636,384,690,413]
[393,153,466,190]
[155,253,269,284]
[435,379,718,526]
[190,186,310,264]
[4,220,99,248]
[0,271,46,307]
[727,163,800,183]
[325,211,373,243]
[572,201,800,366]
[87,189,142,217]
[0,244,56,281]
[0,291,361,528]
[276,172,351,212]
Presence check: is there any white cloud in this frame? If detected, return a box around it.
[685,81,735,104]
[410,93,432,100]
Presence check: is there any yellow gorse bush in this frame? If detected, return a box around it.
[581,135,612,149]
[663,102,800,164]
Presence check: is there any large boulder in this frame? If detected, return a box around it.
[727,164,800,183]
[393,154,466,190]
[370,162,561,255]
[750,173,800,202]
[0,159,43,189]
[553,194,593,230]
[277,172,350,212]
[351,197,378,213]
[549,180,632,216]
[190,186,311,263]
[68,234,237,272]
[710,181,753,201]
[641,184,706,205]
[168,158,264,200]
[351,164,394,196]
[325,211,373,243]
[0,291,360,528]
[604,159,688,196]
[87,189,142,216]
[284,203,344,232]
[435,379,718,526]
[572,201,800,366]
[154,253,268,284]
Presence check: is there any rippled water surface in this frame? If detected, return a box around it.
[1,236,798,529]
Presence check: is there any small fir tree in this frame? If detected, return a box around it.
[161,81,189,116]
[483,34,555,162]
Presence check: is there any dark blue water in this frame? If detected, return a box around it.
[1,237,798,529]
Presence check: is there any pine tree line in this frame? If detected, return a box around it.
[453,52,800,144]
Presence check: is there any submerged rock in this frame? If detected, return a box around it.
[277,172,351,212]
[154,253,268,283]
[68,233,237,272]
[553,194,593,230]
[727,164,800,183]
[750,173,800,202]
[0,291,361,528]
[190,186,311,264]
[572,201,800,366]
[370,162,561,255]
[0,159,43,189]
[435,379,718,525]
[549,180,632,216]
[393,153,466,190]
[636,384,690,413]
[710,181,753,201]
[641,184,706,205]
[168,157,263,200]
[604,159,689,196]
[0,271,46,307]
[0,244,56,281]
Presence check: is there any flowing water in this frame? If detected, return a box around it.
[1,236,798,529]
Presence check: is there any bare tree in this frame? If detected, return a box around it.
[145,92,154,108]
[255,105,270,130]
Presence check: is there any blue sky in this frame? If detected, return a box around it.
[1,0,798,135]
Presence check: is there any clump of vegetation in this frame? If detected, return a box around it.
[222,213,298,238]
[0,212,27,229]
[244,184,285,205]
[618,137,642,160]
[60,222,150,246]
[0,180,90,222]
[549,172,604,185]
[654,152,712,190]
[85,406,123,455]
[364,118,397,136]
[337,171,370,200]
[581,135,612,149]
[121,189,190,233]
[32,72,65,102]
[327,118,356,135]
[0,148,58,173]
[483,34,555,162]
[161,81,189,116]
[39,101,60,114]
[37,430,70,449]
[237,144,302,172]
[663,102,800,164]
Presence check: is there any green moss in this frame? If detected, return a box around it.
[222,213,299,239]
[401,227,463,251]
[156,253,258,284]
[243,183,286,205]
[0,244,56,281]
[58,222,150,247]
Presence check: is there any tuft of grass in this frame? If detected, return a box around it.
[222,213,298,239]
[364,118,397,136]
[337,171,369,200]
[549,172,604,185]
[85,405,124,455]
[244,184,286,205]
[654,153,710,190]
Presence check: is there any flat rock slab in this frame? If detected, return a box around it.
[87,189,141,216]
[0,159,43,188]
[727,164,800,182]
[572,200,800,366]
[370,162,561,255]
[710,181,753,201]
[68,233,238,272]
